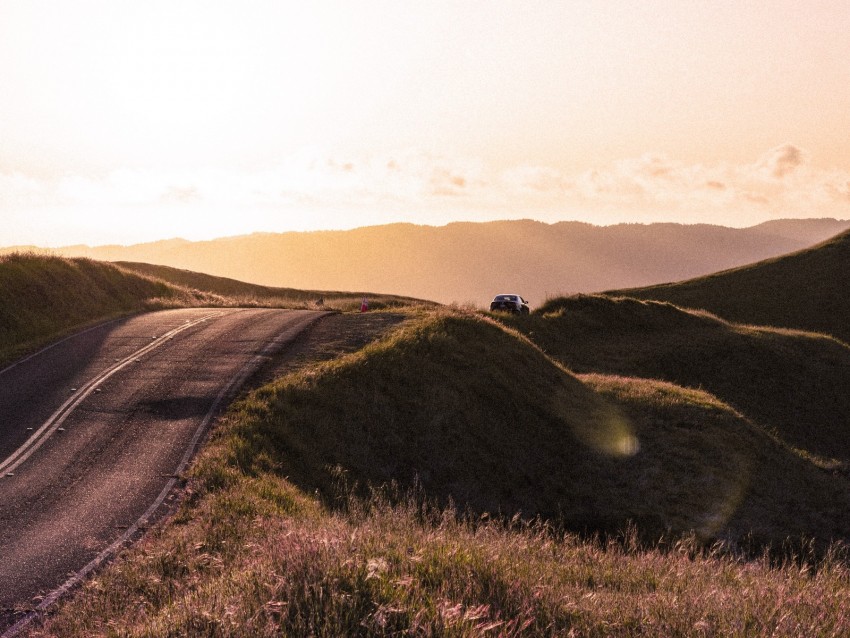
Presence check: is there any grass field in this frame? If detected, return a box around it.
[30,309,850,637]
[501,294,850,469]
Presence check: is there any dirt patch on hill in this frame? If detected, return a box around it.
[250,312,410,388]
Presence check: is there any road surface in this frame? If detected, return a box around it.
[0,308,325,633]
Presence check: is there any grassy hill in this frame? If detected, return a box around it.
[615,228,850,344]
[34,309,850,637]
[0,254,429,368]
[503,295,850,468]
[0,253,195,366]
[116,261,430,311]
[191,310,850,546]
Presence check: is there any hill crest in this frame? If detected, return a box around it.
[6,218,848,306]
[617,227,850,343]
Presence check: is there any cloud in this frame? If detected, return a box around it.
[571,154,711,205]
[306,151,487,202]
[161,185,202,204]
[755,143,807,179]
[428,168,468,196]
[0,171,55,207]
[502,166,570,194]
[1,144,848,246]
[497,145,849,225]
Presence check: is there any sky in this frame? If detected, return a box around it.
[1,0,849,247]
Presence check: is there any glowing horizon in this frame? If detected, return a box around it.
[2,1,848,247]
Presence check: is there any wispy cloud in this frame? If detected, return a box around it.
[505,144,850,224]
[1,144,848,246]
[756,143,807,179]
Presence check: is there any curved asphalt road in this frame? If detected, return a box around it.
[0,308,325,633]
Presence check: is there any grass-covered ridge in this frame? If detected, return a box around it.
[613,227,850,344]
[506,294,850,469]
[0,253,194,366]
[33,308,850,637]
[199,311,638,524]
[117,261,432,312]
[0,253,429,369]
[193,310,850,545]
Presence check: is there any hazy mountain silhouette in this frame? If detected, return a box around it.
[14,218,849,306]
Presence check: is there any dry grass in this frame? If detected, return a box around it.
[117,261,433,312]
[0,253,198,366]
[33,462,850,637]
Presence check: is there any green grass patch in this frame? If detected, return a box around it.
[582,374,850,548]
[614,228,850,344]
[505,294,850,467]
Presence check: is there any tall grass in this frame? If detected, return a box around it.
[33,467,850,636]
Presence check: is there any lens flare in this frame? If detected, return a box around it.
[552,387,640,458]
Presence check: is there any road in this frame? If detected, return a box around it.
[0,308,325,633]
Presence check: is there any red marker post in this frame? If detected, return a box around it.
[360,297,369,312]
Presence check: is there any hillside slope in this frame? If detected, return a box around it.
[0,254,425,371]
[0,253,188,365]
[205,311,850,545]
[505,295,850,467]
[16,218,849,306]
[117,261,431,310]
[617,228,850,343]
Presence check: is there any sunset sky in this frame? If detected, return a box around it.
[1,0,849,246]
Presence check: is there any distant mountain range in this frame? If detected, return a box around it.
[7,217,849,306]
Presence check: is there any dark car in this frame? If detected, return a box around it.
[489,294,530,314]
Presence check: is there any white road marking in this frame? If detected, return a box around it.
[0,317,129,378]
[0,310,325,638]
[0,312,223,477]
